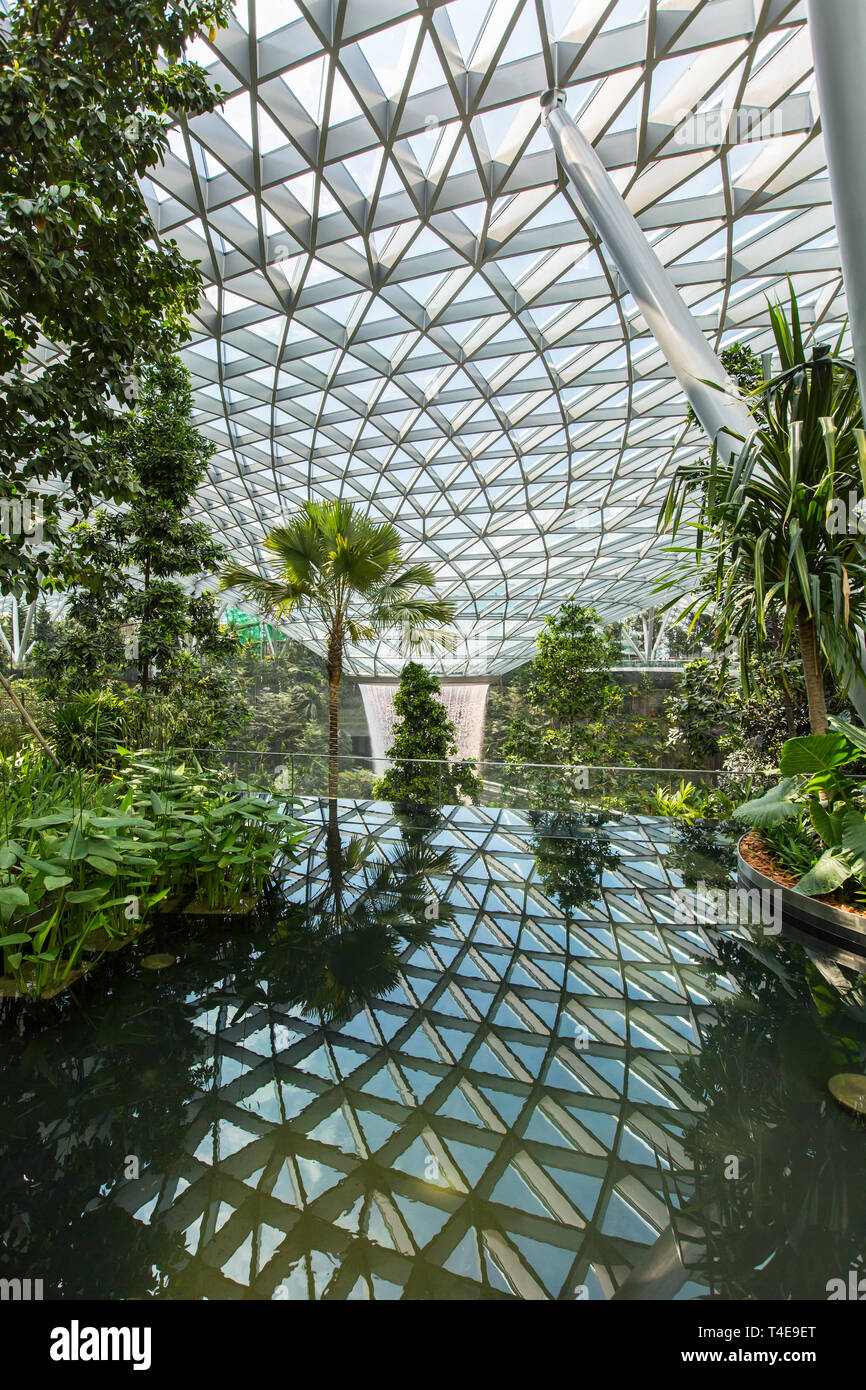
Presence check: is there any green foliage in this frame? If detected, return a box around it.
[666,652,842,775]
[373,662,482,810]
[43,359,233,682]
[759,820,824,880]
[527,601,620,735]
[33,361,249,750]
[735,719,866,900]
[221,500,455,656]
[483,665,537,760]
[41,669,252,767]
[663,659,728,765]
[496,602,669,774]
[660,286,866,735]
[49,691,128,768]
[646,780,705,823]
[0,0,230,596]
[642,774,756,824]
[0,747,305,997]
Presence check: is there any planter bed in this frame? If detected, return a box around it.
[738,833,866,954]
[0,926,139,1000]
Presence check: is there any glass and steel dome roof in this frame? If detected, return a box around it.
[146,0,847,674]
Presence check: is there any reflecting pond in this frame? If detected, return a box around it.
[0,802,863,1300]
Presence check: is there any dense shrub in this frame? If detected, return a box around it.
[373,662,481,810]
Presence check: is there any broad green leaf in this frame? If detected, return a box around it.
[85,855,117,875]
[0,933,32,946]
[796,852,852,897]
[88,814,146,829]
[43,875,73,890]
[841,808,866,877]
[18,811,75,828]
[780,733,858,777]
[734,789,801,827]
[810,800,841,849]
[65,887,108,903]
[828,714,866,756]
[20,855,68,876]
[0,884,30,908]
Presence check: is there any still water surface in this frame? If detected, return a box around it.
[1,803,863,1300]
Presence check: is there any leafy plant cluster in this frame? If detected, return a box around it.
[663,656,831,773]
[660,288,866,737]
[735,718,866,902]
[644,776,756,824]
[494,602,671,771]
[0,0,231,597]
[0,748,304,997]
[27,358,251,751]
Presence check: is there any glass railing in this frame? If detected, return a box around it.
[153,749,759,822]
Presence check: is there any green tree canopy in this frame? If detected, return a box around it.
[0,0,229,597]
[527,601,621,737]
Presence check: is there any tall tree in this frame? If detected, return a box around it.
[0,0,229,598]
[39,358,244,738]
[527,602,621,740]
[660,287,866,735]
[219,500,455,804]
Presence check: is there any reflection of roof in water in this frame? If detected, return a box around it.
[109,802,736,1298]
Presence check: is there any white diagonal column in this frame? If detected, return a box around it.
[540,90,754,463]
[807,0,866,414]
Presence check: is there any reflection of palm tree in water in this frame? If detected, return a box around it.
[252,822,457,1025]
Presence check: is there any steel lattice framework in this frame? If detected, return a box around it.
[147,0,847,674]
[113,803,731,1300]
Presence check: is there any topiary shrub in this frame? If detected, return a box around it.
[372,662,482,811]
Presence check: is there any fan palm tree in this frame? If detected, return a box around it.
[220,499,455,799]
[659,286,866,735]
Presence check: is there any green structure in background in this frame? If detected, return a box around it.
[225,609,288,653]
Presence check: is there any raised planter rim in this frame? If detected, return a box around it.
[737,835,866,955]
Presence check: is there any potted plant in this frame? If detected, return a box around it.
[734,717,866,948]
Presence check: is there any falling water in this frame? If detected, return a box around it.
[358,684,398,766]
[359,682,490,772]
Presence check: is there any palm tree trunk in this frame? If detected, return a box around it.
[796,607,828,735]
[327,628,342,807]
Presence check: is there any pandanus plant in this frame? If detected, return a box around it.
[659,286,866,735]
[220,499,455,805]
